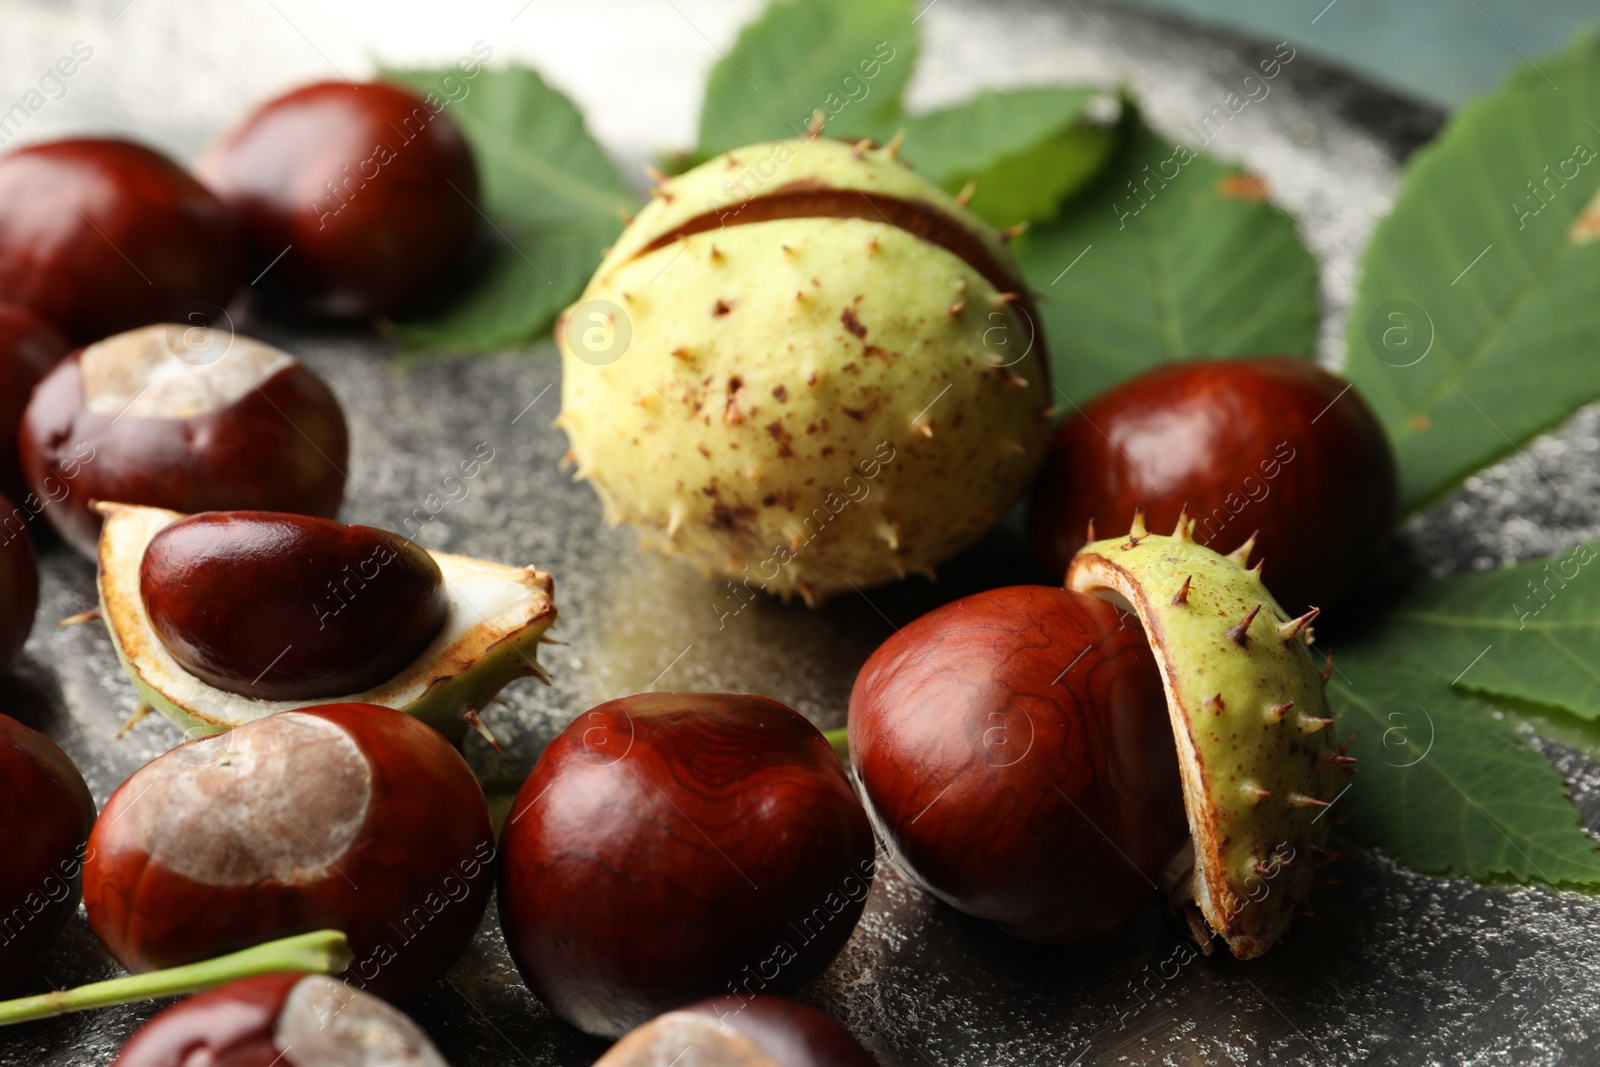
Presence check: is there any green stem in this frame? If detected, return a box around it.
[822,726,850,764]
[0,930,351,1028]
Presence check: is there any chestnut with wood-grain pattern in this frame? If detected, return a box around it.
[1029,356,1397,617]
[0,713,95,997]
[499,693,876,1038]
[849,585,1186,944]
[83,703,493,1001]
[19,350,348,557]
[0,139,242,344]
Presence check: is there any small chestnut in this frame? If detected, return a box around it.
[848,585,1186,944]
[1028,356,1398,616]
[110,972,448,1067]
[0,304,69,507]
[597,995,875,1067]
[197,80,480,317]
[0,712,96,995]
[499,692,876,1038]
[83,703,494,1000]
[0,138,243,344]
[19,324,349,557]
[140,511,448,701]
[0,493,39,672]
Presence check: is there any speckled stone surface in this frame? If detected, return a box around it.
[4,0,1600,1064]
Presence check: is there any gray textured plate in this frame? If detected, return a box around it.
[5,0,1600,1064]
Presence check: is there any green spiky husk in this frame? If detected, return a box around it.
[1066,512,1349,958]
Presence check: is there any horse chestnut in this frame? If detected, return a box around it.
[140,511,448,700]
[0,713,96,995]
[197,80,480,318]
[0,494,39,672]
[0,304,68,507]
[0,138,242,344]
[848,585,1186,944]
[83,703,494,1000]
[597,995,874,1067]
[110,972,449,1067]
[499,693,875,1037]
[1028,357,1398,615]
[19,324,349,557]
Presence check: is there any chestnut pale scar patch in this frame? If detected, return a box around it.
[277,975,449,1067]
[80,323,295,418]
[125,712,371,885]
[593,1012,771,1067]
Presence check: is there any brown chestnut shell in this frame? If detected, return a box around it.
[0,138,243,344]
[139,511,448,701]
[849,585,1186,944]
[110,973,450,1067]
[196,80,480,318]
[0,493,39,673]
[1028,356,1398,616]
[0,304,69,508]
[83,703,494,1001]
[498,692,876,1038]
[0,712,96,996]
[18,327,349,557]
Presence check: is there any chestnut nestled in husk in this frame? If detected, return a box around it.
[97,503,558,743]
[140,511,449,701]
[19,324,349,557]
[110,973,449,1067]
[1029,356,1397,616]
[0,138,243,344]
[597,995,875,1067]
[499,692,875,1037]
[0,494,39,673]
[83,703,494,1000]
[0,713,96,996]
[849,585,1185,944]
[197,80,480,318]
[0,304,69,508]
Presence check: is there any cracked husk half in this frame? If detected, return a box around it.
[1066,511,1352,958]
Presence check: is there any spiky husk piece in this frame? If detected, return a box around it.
[1065,512,1350,958]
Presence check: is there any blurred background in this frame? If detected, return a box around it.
[3,0,1594,168]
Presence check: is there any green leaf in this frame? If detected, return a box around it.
[1338,542,1600,721]
[696,0,917,157]
[1328,657,1600,887]
[889,87,1118,228]
[1012,111,1319,404]
[1342,33,1600,512]
[380,65,637,352]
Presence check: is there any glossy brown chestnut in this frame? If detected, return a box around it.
[0,493,39,672]
[110,972,449,1067]
[83,703,494,1000]
[499,693,876,1038]
[197,80,480,318]
[0,304,69,508]
[597,995,875,1067]
[140,511,448,700]
[0,713,96,996]
[18,325,349,557]
[1028,356,1398,616]
[0,138,243,344]
[849,585,1185,944]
